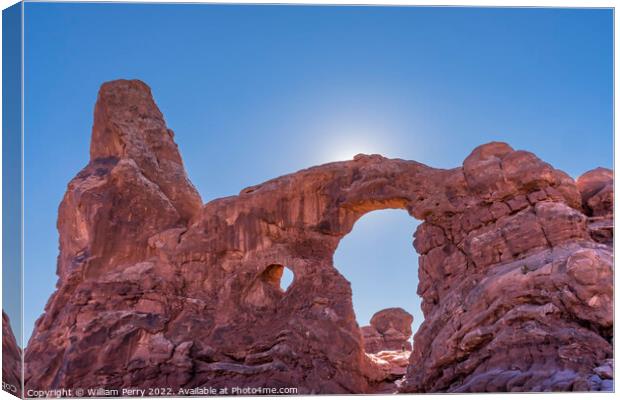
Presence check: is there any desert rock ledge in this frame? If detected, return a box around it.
[24,80,613,394]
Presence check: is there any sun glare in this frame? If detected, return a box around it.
[320,134,394,163]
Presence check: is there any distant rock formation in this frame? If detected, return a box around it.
[362,308,413,354]
[3,311,21,397]
[23,80,613,394]
[361,308,414,393]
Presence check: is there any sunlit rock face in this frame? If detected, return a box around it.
[23,80,613,394]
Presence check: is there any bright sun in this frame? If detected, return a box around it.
[321,135,393,163]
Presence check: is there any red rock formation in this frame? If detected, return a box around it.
[577,167,613,217]
[364,350,411,393]
[362,308,413,353]
[3,311,21,397]
[577,168,613,246]
[24,80,613,394]
[361,308,414,393]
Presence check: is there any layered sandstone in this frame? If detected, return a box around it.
[23,80,613,394]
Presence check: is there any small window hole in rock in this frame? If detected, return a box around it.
[262,264,295,291]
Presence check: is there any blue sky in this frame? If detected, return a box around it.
[21,4,612,345]
[3,3,22,345]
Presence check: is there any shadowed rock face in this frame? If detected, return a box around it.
[3,311,21,397]
[23,80,613,394]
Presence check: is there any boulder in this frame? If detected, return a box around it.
[362,308,413,353]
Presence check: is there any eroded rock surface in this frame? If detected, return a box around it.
[24,80,613,394]
[363,350,411,394]
[578,168,614,247]
[361,308,413,393]
[362,308,413,354]
[3,311,21,397]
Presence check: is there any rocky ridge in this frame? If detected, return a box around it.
[21,80,613,394]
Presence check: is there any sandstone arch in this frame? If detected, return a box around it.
[24,80,613,394]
